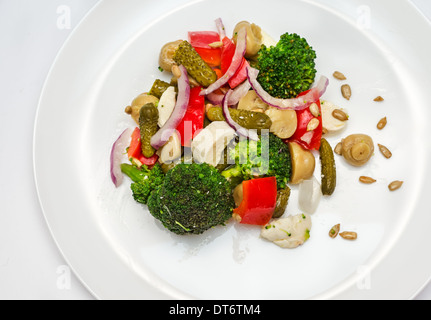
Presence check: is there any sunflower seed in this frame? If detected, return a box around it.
[309,102,320,117]
[378,143,392,159]
[377,117,387,130]
[388,180,403,191]
[359,176,376,184]
[307,118,320,131]
[329,224,340,238]
[332,109,349,121]
[341,84,352,100]
[208,41,223,48]
[339,231,357,240]
[333,71,347,80]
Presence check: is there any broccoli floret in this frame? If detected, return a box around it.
[221,133,291,189]
[121,163,165,204]
[256,33,317,99]
[147,163,235,235]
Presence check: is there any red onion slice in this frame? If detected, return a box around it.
[222,89,259,141]
[246,66,329,111]
[215,18,226,40]
[151,65,190,149]
[200,27,247,96]
[110,127,134,187]
[206,80,251,106]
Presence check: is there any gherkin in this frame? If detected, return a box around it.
[256,33,317,99]
[206,107,272,133]
[139,103,159,158]
[173,41,217,87]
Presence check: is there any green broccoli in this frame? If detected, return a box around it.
[147,163,235,235]
[121,163,165,205]
[221,133,291,190]
[256,33,317,99]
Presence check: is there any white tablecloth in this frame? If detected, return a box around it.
[1,0,430,299]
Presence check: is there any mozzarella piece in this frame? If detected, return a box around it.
[321,100,348,133]
[157,131,181,163]
[191,121,236,167]
[261,213,312,249]
[298,177,322,214]
[261,30,278,47]
[157,86,176,127]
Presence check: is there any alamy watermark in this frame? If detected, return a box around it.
[56,5,71,30]
[356,265,372,290]
[56,265,71,290]
[357,5,372,30]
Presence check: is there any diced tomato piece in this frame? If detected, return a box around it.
[228,59,249,88]
[213,68,223,79]
[176,86,205,147]
[189,31,222,67]
[188,31,220,48]
[233,177,278,226]
[127,127,159,167]
[287,90,323,150]
[127,127,142,160]
[220,37,248,88]
[194,47,221,67]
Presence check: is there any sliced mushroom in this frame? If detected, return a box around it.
[288,142,316,185]
[264,107,297,139]
[158,40,183,72]
[191,121,236,167]
[127,93,159,124]
[341,134,374,167]
[238,90,269,112]
[232,21,263,59]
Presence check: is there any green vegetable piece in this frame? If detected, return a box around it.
[221,133,292,190]
[139,103,159,158]
[320,138,336,196]
[147,163,235,235]
[149,79,171,99]
[256,33,317,99]
[159,153,194,174]
[206,107,272,133]
[273,187,291,218]
[173,41,217,87]
[121,163,165,205]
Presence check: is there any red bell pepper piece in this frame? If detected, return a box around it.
[288,90,323,150]
[220,37,248,88]
[127,127,159,167]
[233,177,278,226]
[176,86,205,147]
[188,31,222,68]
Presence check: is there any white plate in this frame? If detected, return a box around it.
[34,0,431,299]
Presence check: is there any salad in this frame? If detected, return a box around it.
[110,18,388,249]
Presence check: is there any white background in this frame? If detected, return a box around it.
[1,0,430,300]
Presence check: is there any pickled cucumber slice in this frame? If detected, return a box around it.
[139,103,159,158]
[149,79,171,99]
[320,138,336,196]
[206,107,272,133]
[173,41,217,87]
[273,187,291,218]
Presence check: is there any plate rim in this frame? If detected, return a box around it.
[33,0,431,300]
